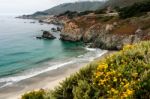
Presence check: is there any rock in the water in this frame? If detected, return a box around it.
[39,20,44,23]
[51,27,62,32]
[51,28,57,32]
[36,37,42,39]
[42,31,56,39]
[57,27,62,32]
[36,31,56,40]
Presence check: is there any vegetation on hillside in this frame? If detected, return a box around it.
[42,1,105,15]
[119,0,150,19]
[22,41,150,99]
[56,0,150,20]
[104,0,145,8]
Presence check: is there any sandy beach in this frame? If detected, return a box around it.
[0,51,113,99]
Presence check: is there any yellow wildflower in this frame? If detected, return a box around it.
[122,89,134,98]
[123,44,134,51]
[98,63,108,70]
[126,89,134,95]
[124,83,130,88]
[99,79,107,85]
[123,93,128,98]
[111,88,119,94]
[106,72,112,76]
[95,72,102,77]
[113,77,117,82]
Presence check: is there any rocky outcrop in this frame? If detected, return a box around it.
[38,16,64,25]
[83,23,102,42]
[93,34,140,50]
[83,23,141,50]
[36,31,56,39]
[60,17,144,50]
[51,27,62,32]
[60,21,84,41]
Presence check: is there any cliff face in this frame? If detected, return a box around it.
[60,13,150,50]
[60,20,84,41]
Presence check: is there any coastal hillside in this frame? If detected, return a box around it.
[104,0,145,7]
[59,0,150,50]
[19,0,146,19]
[43,1,104,15]
[20,1,105,18]
[22,41,150,99]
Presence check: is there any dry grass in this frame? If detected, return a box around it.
[112,24,138,35]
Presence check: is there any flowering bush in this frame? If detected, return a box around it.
[93,41,150,98]
[22,41,150,99]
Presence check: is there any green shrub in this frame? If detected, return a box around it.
[119,0,150,19]
[73,80,93,99]
[50,63,98,99]
[94,8,107,14]
[77,11,94,16]
[57,11,78,19]
[22,89,46,99]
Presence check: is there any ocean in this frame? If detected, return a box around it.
[0,15,107,89]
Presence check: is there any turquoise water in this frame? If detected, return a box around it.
[0,16,106,88]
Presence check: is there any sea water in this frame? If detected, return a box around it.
[0,15,107,88]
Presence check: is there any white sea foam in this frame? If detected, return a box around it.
[0,49,107,89]
[85,47,97,51]
[0,61,74,88]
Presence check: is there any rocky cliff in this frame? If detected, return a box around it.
[60,12,150,50]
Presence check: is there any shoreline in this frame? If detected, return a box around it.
[0,51,112,99]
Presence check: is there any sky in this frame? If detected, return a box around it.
[0,0,102,15]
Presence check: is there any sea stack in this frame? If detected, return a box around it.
[37,31,56,39]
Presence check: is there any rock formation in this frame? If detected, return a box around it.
[60,13,150,50]
[60,21,84,41]
[37,31,56,40]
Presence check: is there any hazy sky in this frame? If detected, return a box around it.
[0,0,102,15]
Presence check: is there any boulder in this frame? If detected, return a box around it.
[57,27,62,32]
[51,27,62,32]
[42,31,56,39]
[51,28,57,32]
[36,31,56,40]
[135,28,143,37]
[39,20,44,23]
